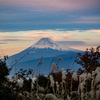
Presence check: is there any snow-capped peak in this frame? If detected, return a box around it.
[31,38,74,51]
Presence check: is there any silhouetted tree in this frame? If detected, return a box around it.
[75,46,100,73]
[0,57,16,100]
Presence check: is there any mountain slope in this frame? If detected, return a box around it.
[9,53,82,76]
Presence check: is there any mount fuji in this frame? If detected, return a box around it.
[32,38,75,51]
[7,38,82,75]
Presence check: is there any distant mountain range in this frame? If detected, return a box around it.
[7,38,83,76]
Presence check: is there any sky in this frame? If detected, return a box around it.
[0,0,100,57]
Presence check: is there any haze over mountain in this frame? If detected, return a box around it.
[7,38,82,75]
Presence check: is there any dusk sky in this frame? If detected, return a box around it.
[0,0,100,56]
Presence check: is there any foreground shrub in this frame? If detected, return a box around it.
[75,46,100,73]
[0,57,16,100]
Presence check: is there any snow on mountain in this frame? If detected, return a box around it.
[31,38,74,51]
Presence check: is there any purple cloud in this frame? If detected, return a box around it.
[0,0,100,12]
[0,42,7,44]
[57,41,86,46]
[0,39,27,42]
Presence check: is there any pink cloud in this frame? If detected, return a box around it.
[62,34,74,40]
[24,33,55,40]
[2,47,27,56]
[73,17,100,24]
[63,34,73,37]
[0,31,74,42]
[91,30,100,33]
[0,0,99,11]
[23,32,74,41]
